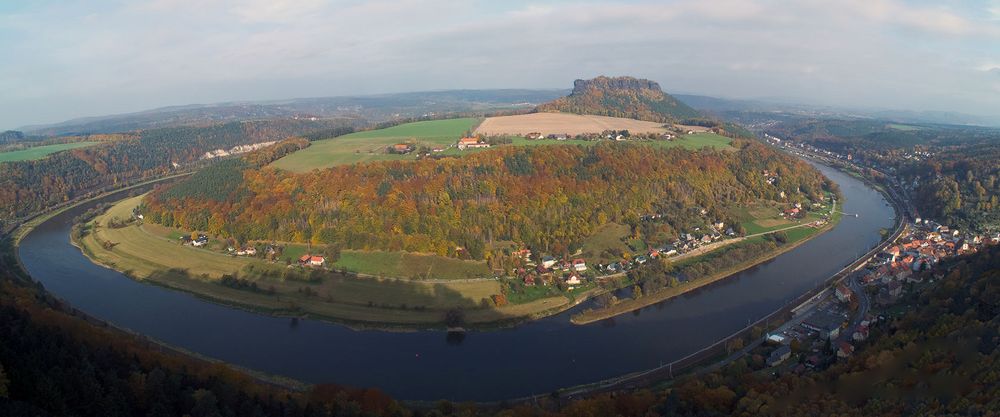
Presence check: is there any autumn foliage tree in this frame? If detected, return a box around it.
[143,141,833,260]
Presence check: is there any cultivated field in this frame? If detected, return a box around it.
[652,132,733,150]
[475,112,670,136]
[271,118,477,172]
[0,141,98,162]
[336,250,491,280]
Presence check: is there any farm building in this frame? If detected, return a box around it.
[457,137,490,150]
[298,255,326,267]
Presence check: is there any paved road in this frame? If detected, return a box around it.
[846,273,870,331]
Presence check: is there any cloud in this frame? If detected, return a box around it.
[1,0,999,129]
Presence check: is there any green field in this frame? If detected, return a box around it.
[580,223,631,264]
[271,118,478,172]
[663,132,734,150]
[440,134,732,158]
[335,250,490,280]
[0,141,98,162]
[887,123,922,131]
[734,201,828,235]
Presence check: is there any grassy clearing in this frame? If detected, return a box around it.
[0,141,99,162]
[505,284,560,304]
[580,223,631,264]
[887,123,922,131]
[734,201,828,235]
[271,118,478,172]
[334,250,491,280]
[659,132,733,150]
[279,244,309,263]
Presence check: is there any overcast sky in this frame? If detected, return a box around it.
[1,0,999,130]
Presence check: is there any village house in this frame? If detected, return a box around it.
[835,285,852,303]
[565,273,582,286]
[391,143,413,154]
[853,324,869,342]
[802,311,844,340]
[235,246,257,256]
[457,137,490,150]
[190,234,209,247]
[837,341,855,358]
[298,255,326,267]
[572,258,587,272]
[541,256,557,269]
[525,132,543,140]
[782,207,801,218]
[767,345,792,367]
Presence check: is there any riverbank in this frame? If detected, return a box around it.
[73,194,581,331]
[11,172,194,244]
[571,211,842,325]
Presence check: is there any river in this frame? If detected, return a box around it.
[18,163,894,401]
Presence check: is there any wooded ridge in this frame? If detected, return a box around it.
[141,141,834,261]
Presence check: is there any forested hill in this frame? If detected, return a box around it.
[0,130,25,144]
[760,117,1000,231]
[142,141,833,260]
[0,119,357,223]
[536,76,702,122]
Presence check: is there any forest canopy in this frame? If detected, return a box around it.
[142,141,835,260]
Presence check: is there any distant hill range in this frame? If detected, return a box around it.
[536,76,701,123]
[19,89,567,136]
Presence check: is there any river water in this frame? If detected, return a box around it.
[18,163,894,401]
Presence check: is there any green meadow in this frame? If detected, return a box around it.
[0,142,99,162]
[270,118,478,172]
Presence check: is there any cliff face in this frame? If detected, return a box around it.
[538,76,700,123]
[572,76,661,95]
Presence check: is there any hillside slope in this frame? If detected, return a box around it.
[142,142,832,260]
[536,76,701,122]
